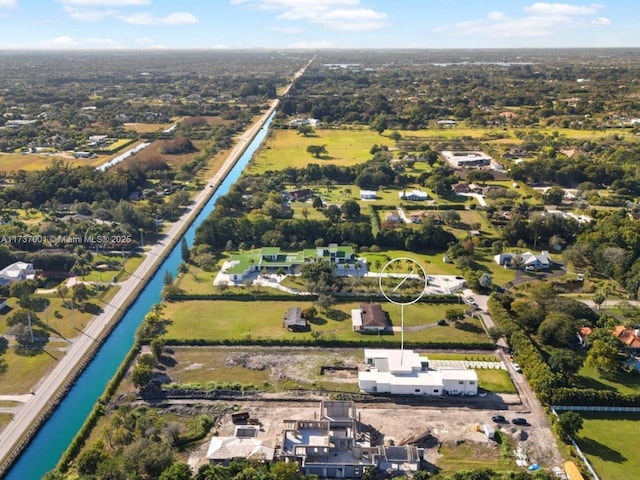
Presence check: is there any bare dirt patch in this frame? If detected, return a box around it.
[181,399,562,473]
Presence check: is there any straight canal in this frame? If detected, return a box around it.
[5,111,275,480]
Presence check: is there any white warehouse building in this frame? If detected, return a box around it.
[358,349,478,396]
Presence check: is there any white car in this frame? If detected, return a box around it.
[511,362,522,373]
[463,296,477,306]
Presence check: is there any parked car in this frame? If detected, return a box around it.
[437,319,447,326]
[512,417,528,426]
[491,415,506,423]
[511,362,522,373]
[463,296,477,306]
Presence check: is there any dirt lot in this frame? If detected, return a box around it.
[182,396,563,474]
[154,346,564,473]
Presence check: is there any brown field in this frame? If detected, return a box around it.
[115,139,210,169]
[123,122,177,134]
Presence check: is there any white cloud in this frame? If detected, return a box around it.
[36,35,122,49]
[0,0,17,8]
[63,6,116,21]
[232,0,387,31]
[120,11,199,25]
[524,2,604,16]
[438,2,610,39]
[592,17,611,25]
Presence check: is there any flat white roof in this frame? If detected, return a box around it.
[439,368,478,381]
[364,349,423,374]
[351,309,363,328]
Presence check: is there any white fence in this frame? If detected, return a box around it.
[553,405,640,413]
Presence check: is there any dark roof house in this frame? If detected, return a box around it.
[283,307,309,332]
[352,303,389,332]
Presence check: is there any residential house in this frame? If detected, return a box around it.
[280,400,420,479]
[0,262,35,285]
[440,150,493,169]
[283,307,309,332]
[351,303,389,333]
[494,251,551,270]
[220,244,367,283]
[384,211,402,224]
[578,326,593,348]
[359,190,377,200]
[290,118,321,128]
[399,189,430,201]
[207,425,275,464]
[452,183,471,194]
[613,326,640,355]
[287,188,313,202]
[502,148,531,160]
[358,349,478,396]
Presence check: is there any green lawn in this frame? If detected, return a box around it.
[161,299,490,345]
[421,352,515,393]
[576,413,640,480]
[0,347,58,395]
[476,369,517,394]
[0,295,102,339]
[248,129,397,174]
[574,366,640,396]
[174,265,219,294]
[82,252,145,283]
[0,413,12,429]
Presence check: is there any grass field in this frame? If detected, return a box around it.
[576,413,640,480]
[0,347,58,395]
[574,366,640,396]
[81,252,145,283]
[0,413,11,430]
[396,125,636,142]
[437,438,514,473]
[476,369,517,394]
[247,129,397,174]
[0,290,106,338]
[161,299,490,345]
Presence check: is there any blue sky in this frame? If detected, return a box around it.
[0,0,636,49]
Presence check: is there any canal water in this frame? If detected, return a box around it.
[6,111,275,480]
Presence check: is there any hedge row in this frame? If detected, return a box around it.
[371,203,467,211]
[159,337,494,350]
[167,292,460,304]
[550,387,640,406]
[488,295,559,403]
[368,205,380,236]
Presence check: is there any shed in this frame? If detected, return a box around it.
[283,307,308,332]
[482,424,495,439]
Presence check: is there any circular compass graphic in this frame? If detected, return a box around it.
[378,257,428,305]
